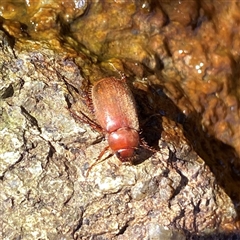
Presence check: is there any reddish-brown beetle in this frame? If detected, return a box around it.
[92,77,140,161]
[71,74,153,175]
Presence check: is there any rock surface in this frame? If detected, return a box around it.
[1,1,240,239]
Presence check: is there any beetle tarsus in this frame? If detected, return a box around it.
[85,145,111,177]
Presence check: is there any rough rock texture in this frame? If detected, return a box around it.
[0,33,239,240]
[1,0,240,239]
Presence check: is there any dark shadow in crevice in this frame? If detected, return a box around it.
[133,78,240,227]
[184,231,240,240]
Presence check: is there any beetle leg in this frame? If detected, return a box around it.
[139,138,158,153]
[69,108,103,133]
[108,62,126,82]
[86,145,112,177]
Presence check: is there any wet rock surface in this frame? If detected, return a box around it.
[1,1,240,239]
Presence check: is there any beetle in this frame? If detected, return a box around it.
[92,76,140,161]
[70,74,153,175]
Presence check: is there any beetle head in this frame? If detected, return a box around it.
[108,127,139,161]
